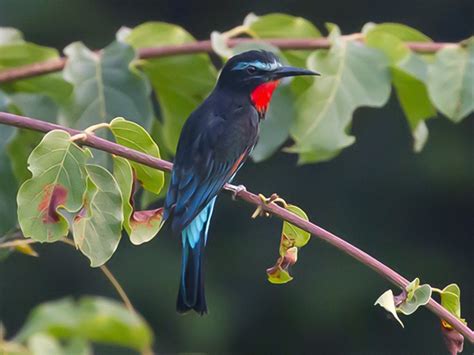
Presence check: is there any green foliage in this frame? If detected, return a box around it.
[109,117,164,194]
[14,297,153,352]
[60,41,154,131]
[374,278,432,328]
[365,23,435,151]
[0,17,472,350]
[72,165,123,267]
[112,156,164,245]
[267,204,310,284]
[124,22,217,153]
[289,24,391,163]
[17,130,92,242]
[427,38,474,122]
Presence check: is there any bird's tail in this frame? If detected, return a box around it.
[177,198,216,315]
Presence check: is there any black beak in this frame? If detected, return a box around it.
[273,66,320,79]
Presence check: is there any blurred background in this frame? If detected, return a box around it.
[0,0,473,353]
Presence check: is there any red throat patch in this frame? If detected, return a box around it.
[250,80,280,116]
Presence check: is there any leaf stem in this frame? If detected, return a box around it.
[0,38,458,83]
[0,111,472,343]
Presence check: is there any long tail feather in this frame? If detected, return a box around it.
[176,198,216,315]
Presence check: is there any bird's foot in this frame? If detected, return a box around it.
[251,193,288,219]
[230,184,247,200]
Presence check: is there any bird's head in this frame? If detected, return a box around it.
[217,50,319,115]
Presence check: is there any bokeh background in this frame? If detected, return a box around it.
[0,0,473,353]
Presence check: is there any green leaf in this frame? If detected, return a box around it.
[440,284,462,319]
[249,13,322,67]
[0,35,71,104]
[109,117,164,194]
[398,284,432,315]
[289,25,391,163]
[72,165,123,267]
[27,333,63,355]
[267,264,293,284]
[112,156,164,245]
[281,204,311,254]
[267,204,310,284]
[374,289,404,328]
[16,297,153,352]
[366,23,435,152]
[124,22,217,153]
[60,41,154,130]
[427,39,474,122]
[17,130,91,242]
[112,156,134,232]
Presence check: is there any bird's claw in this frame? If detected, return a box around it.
[251,193,288,219]
[231,184,247,200]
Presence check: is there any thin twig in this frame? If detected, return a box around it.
[0,111,472,343]
[0,239,37,249]
[0,37,456,83]
[99,265,135,313]
[60,238,135,313]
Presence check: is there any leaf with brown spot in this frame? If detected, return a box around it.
[17,130,91,242]
[129,208,164,245]
[113,156,164,245]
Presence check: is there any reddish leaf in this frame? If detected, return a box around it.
[38,183,68,224]
[441,321,464,355]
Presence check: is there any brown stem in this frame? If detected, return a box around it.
[0,37,455,83]
[0,111,472,343]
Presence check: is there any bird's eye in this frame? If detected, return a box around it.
[246,66,257,74]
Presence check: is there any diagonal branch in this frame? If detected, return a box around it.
[0,111,472,342]
[0,37,456,83]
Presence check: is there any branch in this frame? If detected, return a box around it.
[0,37,455,83]
[0,111,472,343]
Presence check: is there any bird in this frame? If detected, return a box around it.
[163,50,319,315]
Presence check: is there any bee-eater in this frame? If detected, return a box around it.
[163,50,319,314]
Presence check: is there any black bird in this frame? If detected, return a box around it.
[163,50,319,314]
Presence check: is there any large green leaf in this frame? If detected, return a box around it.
[112,157,164,245]
[15,297,153,352]
[289,25,391,163]
[109,117,164,194]
[0,29,72,104]
[17,130,91,242]
[60,41,154,130]
[250,13,322,68]
[366,23,435,151]
[72,165,123,267]
[125,22,217,153]
[427,39,474,122]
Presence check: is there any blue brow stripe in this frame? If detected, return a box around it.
[232,60,281,71]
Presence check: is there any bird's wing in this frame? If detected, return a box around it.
[164,112,254,232]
